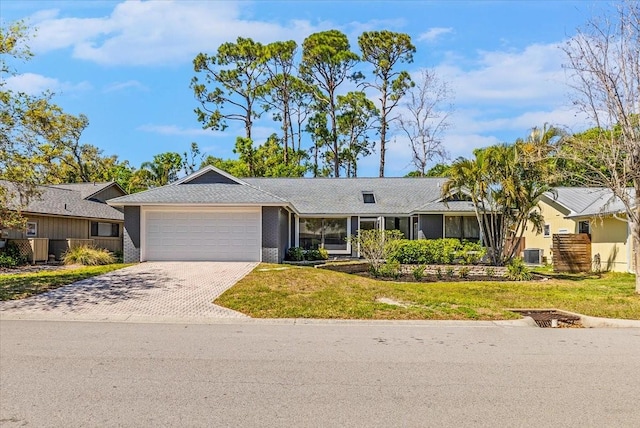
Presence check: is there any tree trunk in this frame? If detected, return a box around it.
[633,200,640,294]
[379,115,386,178]
[329,95,340,178]
[635,235,640,294]
[633,184,640,294]
[313,144,319,178]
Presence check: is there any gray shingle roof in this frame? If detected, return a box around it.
[107,172,476,215]
[1,180,123,221]
[243,177,458,215]
[107,183,288,206]
[49,182,121,200]
[414,200,477,213]
[546,187,634,217]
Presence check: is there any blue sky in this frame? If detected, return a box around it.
[2,0,604,177]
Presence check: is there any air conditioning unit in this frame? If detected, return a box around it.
[523,248,543,265]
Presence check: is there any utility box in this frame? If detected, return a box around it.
[523,248,543,265]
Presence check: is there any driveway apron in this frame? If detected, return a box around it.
[0,262,257,321]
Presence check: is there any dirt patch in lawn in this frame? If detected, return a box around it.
[0,264,80,275]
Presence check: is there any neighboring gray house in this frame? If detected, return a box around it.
[107,166,478,263]
[1,181,125,260]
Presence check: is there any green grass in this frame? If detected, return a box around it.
[216,264,640,320]
[0,264,131,301]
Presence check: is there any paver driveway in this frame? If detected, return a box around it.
[0,262,257,321]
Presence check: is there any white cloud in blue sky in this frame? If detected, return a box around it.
[5,72,92,95]
[103,80,148,93]
[1,0,602,176]
[418,27,453,43]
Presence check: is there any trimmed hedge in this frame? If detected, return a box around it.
[389,239,485,265]
[286,247,329,261]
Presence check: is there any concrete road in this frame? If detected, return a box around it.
[1,320,639,427]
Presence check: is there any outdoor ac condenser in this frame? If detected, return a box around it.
[523,248,543,265]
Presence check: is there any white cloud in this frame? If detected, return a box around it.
[345,18,406,36]
[137,124,219,137]
[3,73,91,95]
[418,27,453,42]
[443,133,502,159]
[27,1,327,66]
[4,73,59,94]
[434,42,568,107]
[103,80,148,93]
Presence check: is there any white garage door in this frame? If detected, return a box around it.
[143,209,261,261]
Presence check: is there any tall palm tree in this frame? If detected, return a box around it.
[443,141,552,265]
[129,152,183,191]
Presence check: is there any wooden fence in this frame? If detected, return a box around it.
[9,238,49,263]
[552,233,592,273]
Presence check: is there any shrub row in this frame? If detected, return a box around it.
[388,239,486,265]
[286,247,329,262]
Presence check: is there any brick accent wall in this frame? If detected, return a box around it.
[262,206,288,263]
[123,206,141,263]
[262,247,279,263]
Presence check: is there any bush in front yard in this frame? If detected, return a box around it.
[349,229,404,275]
[304,248,329,261]
[0,242,28,268]
[62,246,115,266]
[505,257,532,281]
[389,239,485,265]
[285,247,329,262]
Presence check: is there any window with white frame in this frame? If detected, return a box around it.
[299,218,348,251]
[26,222,37,237]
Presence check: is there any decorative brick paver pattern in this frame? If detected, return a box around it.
[0,262,257,321]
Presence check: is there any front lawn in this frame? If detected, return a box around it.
[0,264,131,301]
[216,264,640,320]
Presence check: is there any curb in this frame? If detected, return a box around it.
[1,311,636,328]
[559,309,640,328]
[0,313,536,327]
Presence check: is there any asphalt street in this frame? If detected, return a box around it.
[1,320,639,427]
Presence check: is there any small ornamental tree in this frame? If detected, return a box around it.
[349,229,404,275]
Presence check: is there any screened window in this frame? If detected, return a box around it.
[384,217,410,239]
[299,218,348,251]
[543,224,551,237]
[445,216,479,240]
[91,222,119,237]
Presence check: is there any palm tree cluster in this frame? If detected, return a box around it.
[442,125,562,265]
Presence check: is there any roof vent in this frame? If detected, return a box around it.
[362,192,376,204]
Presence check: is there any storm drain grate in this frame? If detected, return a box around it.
[512,310,582,328]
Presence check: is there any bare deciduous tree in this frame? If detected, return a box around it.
[561,0,640,292]
[397,69,453,176]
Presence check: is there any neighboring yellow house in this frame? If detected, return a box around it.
[523,188,633,273]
